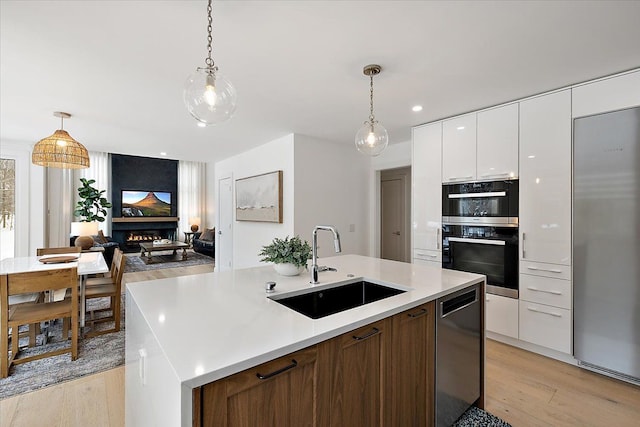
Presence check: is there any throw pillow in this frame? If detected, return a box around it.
[96,230,109,244]
[200,228,215,241]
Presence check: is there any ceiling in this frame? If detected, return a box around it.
[2,1,640,163]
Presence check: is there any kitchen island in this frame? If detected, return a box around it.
[125,255,485,426]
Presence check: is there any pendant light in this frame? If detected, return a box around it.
[184,0,237,125]
[32,112,90,169]
[355,64,388,156]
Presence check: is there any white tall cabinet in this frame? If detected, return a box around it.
[518,89,572,354]
[412,122,442,267]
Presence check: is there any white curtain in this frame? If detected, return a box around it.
[46,167,75,247]
[178,160,207,236]
[75,151,112,235]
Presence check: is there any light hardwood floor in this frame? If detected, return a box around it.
[2,263,639,426]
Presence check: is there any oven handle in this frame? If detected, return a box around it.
[448,237,506,246]
[448,191,507,199]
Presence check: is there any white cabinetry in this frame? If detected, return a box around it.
[572,70,640,118]
[477,103,519,180]
[519,300,571,354]
[412,123,442,259]
[519,90,572,266]
[442,114,476,183]
[485,294,518,339]
[519,89,572,354]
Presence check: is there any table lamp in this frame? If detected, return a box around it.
[190,217,201,233]
[71,221,99,250]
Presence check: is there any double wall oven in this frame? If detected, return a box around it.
[442,180,519,298]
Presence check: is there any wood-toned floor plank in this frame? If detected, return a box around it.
[60,373,109,427]
[485,339,640,427]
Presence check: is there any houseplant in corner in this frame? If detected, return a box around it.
[259,235,312,276]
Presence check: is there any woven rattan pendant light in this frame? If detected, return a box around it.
[32,112,90,169]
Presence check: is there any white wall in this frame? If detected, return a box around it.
[293,135,370,259]
[368,140,412,257]
[214,134,295,269]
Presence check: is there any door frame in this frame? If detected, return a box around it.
[216,174,233,271]
[376,166,411,262]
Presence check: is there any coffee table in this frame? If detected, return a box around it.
[139,241,190,263]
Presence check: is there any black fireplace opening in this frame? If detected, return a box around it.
[113,228,177,252]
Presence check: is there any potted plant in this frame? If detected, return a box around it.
[259,235,312,276]
[72,178,112,249]
[73,178,112,222]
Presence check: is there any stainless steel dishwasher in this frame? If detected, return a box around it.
[435,284,482,427]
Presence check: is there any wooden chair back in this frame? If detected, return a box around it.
[1,267,78,378]
[37,247,81,256]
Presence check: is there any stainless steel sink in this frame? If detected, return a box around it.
[269,280,406,319]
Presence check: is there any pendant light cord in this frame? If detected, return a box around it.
[369,74,375,124]
[205,0,214,68]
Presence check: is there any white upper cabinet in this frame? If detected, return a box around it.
[519,89,572,265]
[412,122,442,251]
[442,114,476,183]
[572,70,640,118]
[477,103,519,180]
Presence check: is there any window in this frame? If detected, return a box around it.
[0,158,15,259]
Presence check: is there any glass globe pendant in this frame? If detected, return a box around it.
[183,0,237,125]
[355,64,388,156]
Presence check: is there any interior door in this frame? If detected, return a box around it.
[217,176,233,271]
[381,176,405,262]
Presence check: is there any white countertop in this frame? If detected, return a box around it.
[125,254,484,389]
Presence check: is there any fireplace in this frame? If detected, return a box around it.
[126,230,165,243]
[120,229,175,251]
[111,218,179,252]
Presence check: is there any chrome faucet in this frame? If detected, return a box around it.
[310,225,342,284]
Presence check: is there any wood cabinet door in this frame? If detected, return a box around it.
[412,123,442,252]
[318,319,389,427]
[387,302,435,427]
[200,346,318,427]
[442,114,477,183]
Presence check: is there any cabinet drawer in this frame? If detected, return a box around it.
[519,301,571,354]
[413,249,441,263]
[224,346,317,395]
[520,261,571,280]
[520,274,571,309]
[485,294,518,339]
[413,258,441,269]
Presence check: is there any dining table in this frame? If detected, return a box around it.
[0,251,109,331]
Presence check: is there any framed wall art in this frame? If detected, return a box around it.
[235,170,283,223]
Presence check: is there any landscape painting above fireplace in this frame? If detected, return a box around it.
[121,190,172,217]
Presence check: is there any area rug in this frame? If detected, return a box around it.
[0,295,125,400]
[455,406,512,427]
[124,250,214,273]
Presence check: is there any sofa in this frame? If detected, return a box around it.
[70,232,120,266]
[192,228,215,258]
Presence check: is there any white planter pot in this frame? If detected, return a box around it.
[273,263,304,276]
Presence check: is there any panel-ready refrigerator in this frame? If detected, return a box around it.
[573,106,640,384]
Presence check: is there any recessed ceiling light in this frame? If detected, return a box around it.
[457,126,465,130]
[160,152,167,156]
[197,122,206,128]
[412,105,423,112]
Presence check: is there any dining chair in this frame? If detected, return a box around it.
[93,245,123,279]
[7,292,44,348]
[37,246,82,256]
[63,248,125,338]
[1,267,79,378]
